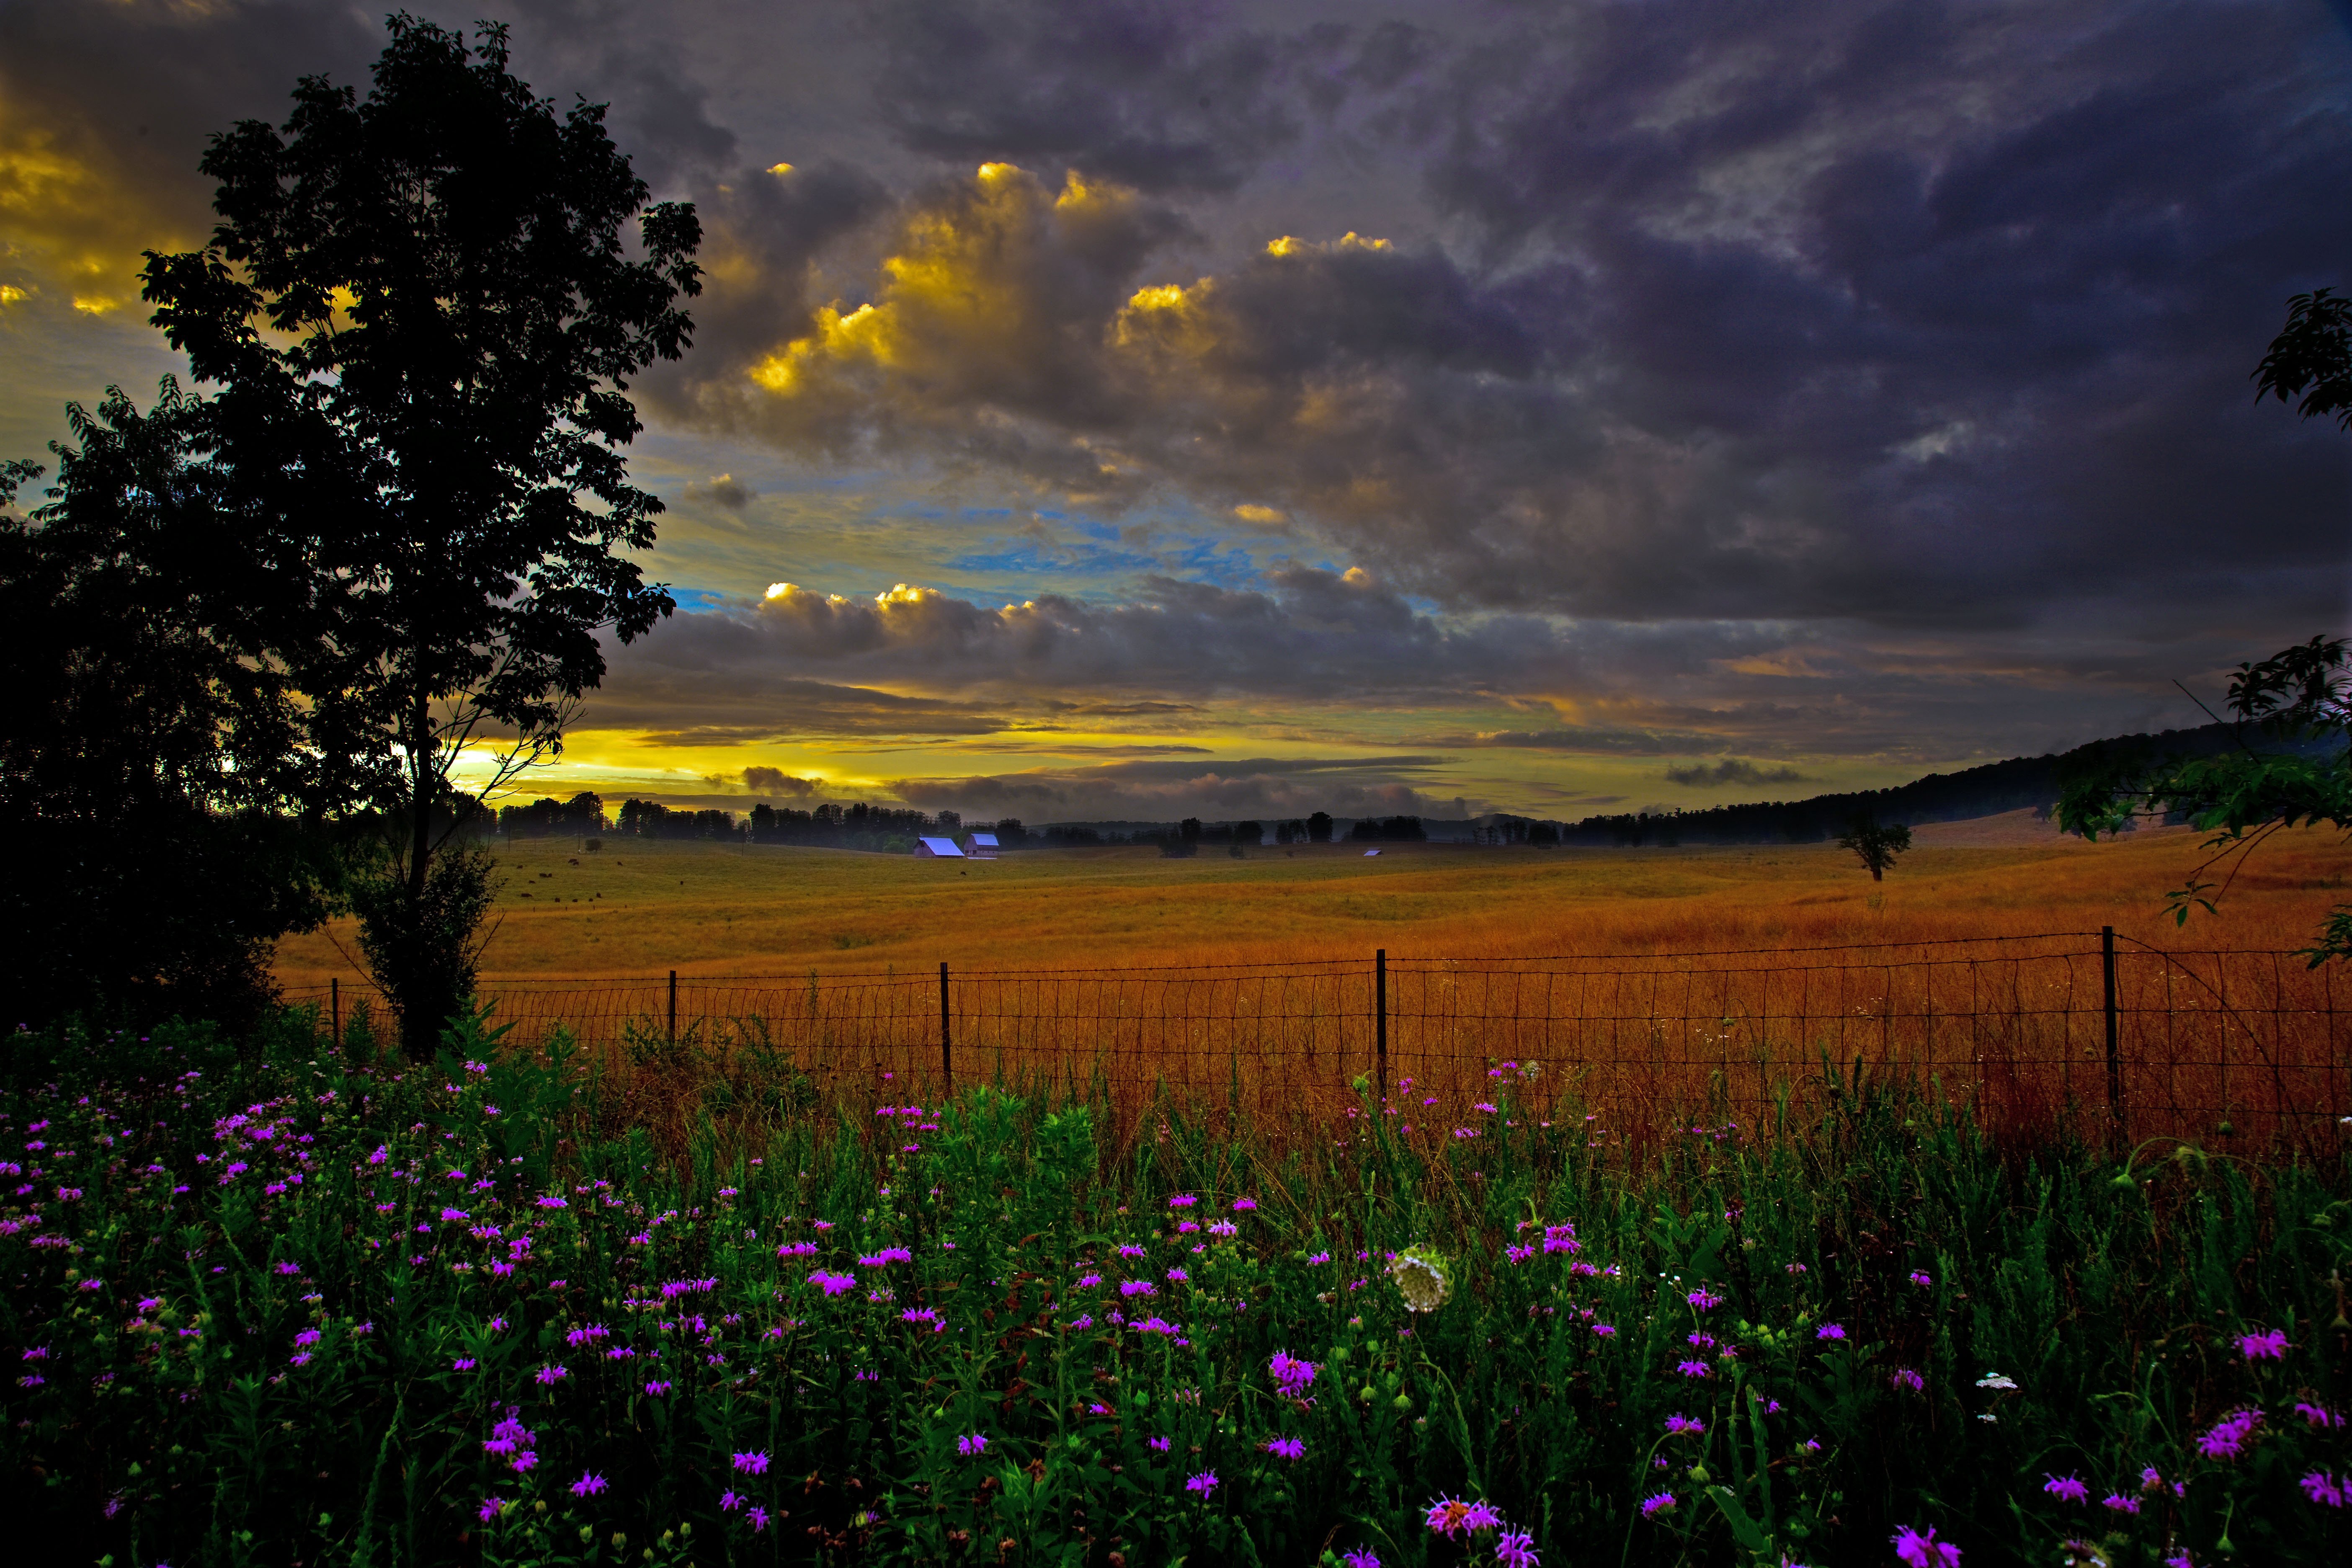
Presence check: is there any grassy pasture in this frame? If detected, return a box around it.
[274,814,2352,983]
[3,1014,2347,1566]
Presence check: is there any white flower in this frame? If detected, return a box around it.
[1975,1372,2018,1390]
[1388,1249,1451,1313]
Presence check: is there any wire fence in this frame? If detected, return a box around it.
[285,930,2350,1154]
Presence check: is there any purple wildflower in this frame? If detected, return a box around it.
[1265,1436,1305,1460]
[747,1505,770,1532]
[2301,1470,2347,1507]
[1149,1436,1171,1452]
[1185,1471,1218,1496]
[2197,1407,2264,1460]
[1890,1367,1925,1393]
[2236,1328,2288,1361]
[2102,1493,2141,1514]
[2042,1475,2088,1504]
[1591,1322,1616,1338]
[1892,1525,1962,1567]
[1909,1271,1933,1288]
[1640,1492,1676,1520]
[1342,1550,1380,1568]
[957,1434,988,1457]
[733,1451,771,1475]
[478,1497,504,1522]
[1495,1529,1540,1568]
[1664,1413,1705,1436]
[1269,1351,1318,1395]
[570,1472,606,1498]
[1687,1287,1724,1311]
[2296,1401,2347,1429]
[1816,1323,1847,1341]
[720,1491,743,1512]
[1675,1360,1713,1378]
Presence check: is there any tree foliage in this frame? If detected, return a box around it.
[137,14,700,1054]
[2059,635,2352,961]
[0,390,335,1028]
[1834,812,1911,882]
[2251,286,2352,432]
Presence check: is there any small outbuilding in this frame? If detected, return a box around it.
[916,836,966,858]
[965,832,1000,859]
[1362,848,1382,856]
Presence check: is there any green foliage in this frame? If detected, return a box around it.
[346,841,503,1060]
[0,1014,2347,1566]
[2060,635,2352,962]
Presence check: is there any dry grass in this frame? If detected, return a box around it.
[274,817,2352,1156]
[274,811,2352,984]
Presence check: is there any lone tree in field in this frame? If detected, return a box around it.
[141,15,700,1057]
[2060,290,2352,965]
[1836,812,1911,882]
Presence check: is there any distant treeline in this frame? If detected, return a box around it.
[1553,722,2334,847]
[492,794,1009,854]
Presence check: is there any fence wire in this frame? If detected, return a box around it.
[284,932,2348,1153]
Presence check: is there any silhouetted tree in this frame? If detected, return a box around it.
[140,16,699,1056]
[1306,812,1333,843]
[2252,286,2351,431]
[0,394,335,1029]
[1835,812,1912,881]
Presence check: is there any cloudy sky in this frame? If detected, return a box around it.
[5,0,2347,823]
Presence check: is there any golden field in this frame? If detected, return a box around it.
[274,812,2352,1151]
[274,810,2352,983]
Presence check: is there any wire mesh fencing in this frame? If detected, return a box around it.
[285,929,2348,1153]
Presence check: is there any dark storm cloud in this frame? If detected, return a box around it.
[862,0,1360,194]
[1661,758,1814,789]
[598,565,1669,704]
[689,0,2349,647]
[589,674,1016,744]
[740,766,820,797]
[682,474,758,510]
[490,0,740,185]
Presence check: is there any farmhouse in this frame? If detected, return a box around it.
[964,832,999,859]
[915,836,965,858]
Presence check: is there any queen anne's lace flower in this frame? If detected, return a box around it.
[1389,1248,1451,1312]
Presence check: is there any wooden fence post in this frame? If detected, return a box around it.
[2102,926,2123,1144]
[940,962,954,1095]
[330,977,340,1048]
[668,970,678,1047]
[1375,948,1388,1094]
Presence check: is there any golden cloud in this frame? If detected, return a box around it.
[0,108,192,314]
